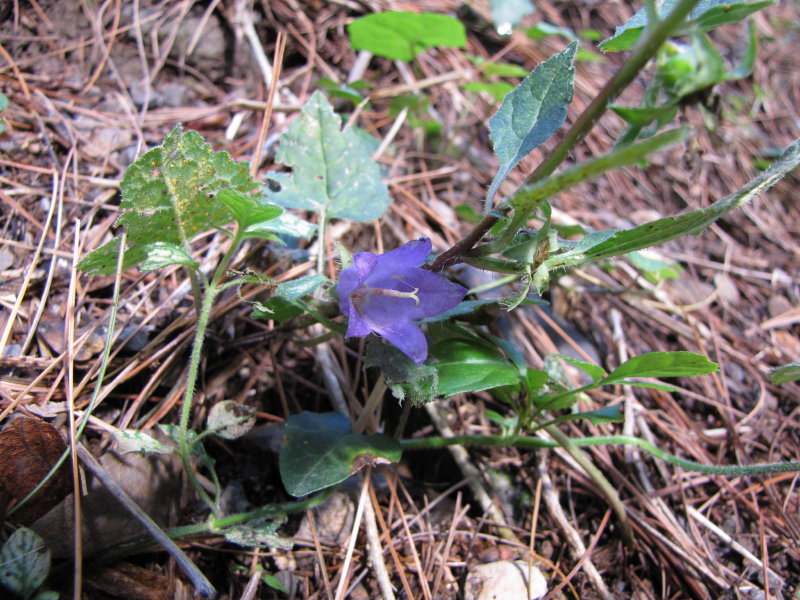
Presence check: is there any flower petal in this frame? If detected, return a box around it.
[395,268,467,319]
[365,238,431,287]
[368,318,428,365]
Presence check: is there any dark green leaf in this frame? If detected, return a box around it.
[601,351,718,384]
[485,42,578,211]
[611,104,679,128]
[544,140,800,269]
[429,337,520,397]
[279,412,402,497]
[364,341,439,405]
[251,297,304,322]
[347,11,466,61]
[265,92,392,222]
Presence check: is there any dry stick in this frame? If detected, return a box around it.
[305,507,335,600]
[65,220,83,600]
[333,473,370,600]
[536,451,613,600]
[75,444,215,598]
[363,481,396,600]
[251,30,286,177]
[429,0,703,273]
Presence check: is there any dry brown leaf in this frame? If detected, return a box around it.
[0,416,71,524]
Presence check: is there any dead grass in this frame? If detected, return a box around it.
[1,1,798,599]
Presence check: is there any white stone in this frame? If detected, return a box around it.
[464,560,548,600]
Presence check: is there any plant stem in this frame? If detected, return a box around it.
[178,231,246,513]
[429,0,702,272]
[400,434,800,476]
[544,424,634,546]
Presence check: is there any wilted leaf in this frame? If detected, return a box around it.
[206,401,256,440]
[113,430,175,456]
[485,42,577,211]
[265,92,392,222]
[0,417,71,524]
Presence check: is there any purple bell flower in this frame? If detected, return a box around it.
[338,237,467,365]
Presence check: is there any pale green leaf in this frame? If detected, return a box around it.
[139,242,198,272]
[599,0,774,53]
[0,527,50,597]
[265,92,392,222]
[489,0,535,34]
[485,42,578,211]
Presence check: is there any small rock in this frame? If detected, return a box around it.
[464,560,548,600]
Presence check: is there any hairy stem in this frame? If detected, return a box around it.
[400,434,800,476]
[178,231,246,513]
[429,0,702,272]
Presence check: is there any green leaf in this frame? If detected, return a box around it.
[139,242,198,272]
[206,400,256,440]
[0,527,50,597]
[246,211,317,239]
[113,430,175,455]
[550,354,606,382]
[489,0,535,34]
[574,405,624,425]
[279,412,402,497]
[527,22,577,41]
[768,363,800,385]
[347,11,466,61]
[611,104,679,128]
[251,296,304,322]
[265,92,392,222]
[726,20,758,80]
[656,34,726,101]
[78,124,260,274]
[216,188,282,229]
[463,81,514,102]
[599,0,775,53]
[475,60,531,78]
[261,572,289,593]
[278,274,328,300]
[485,41,578,211]
[0,92,8,133]
[601,351,718,385]
[429,337,520,397]
[544,139,800,269]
